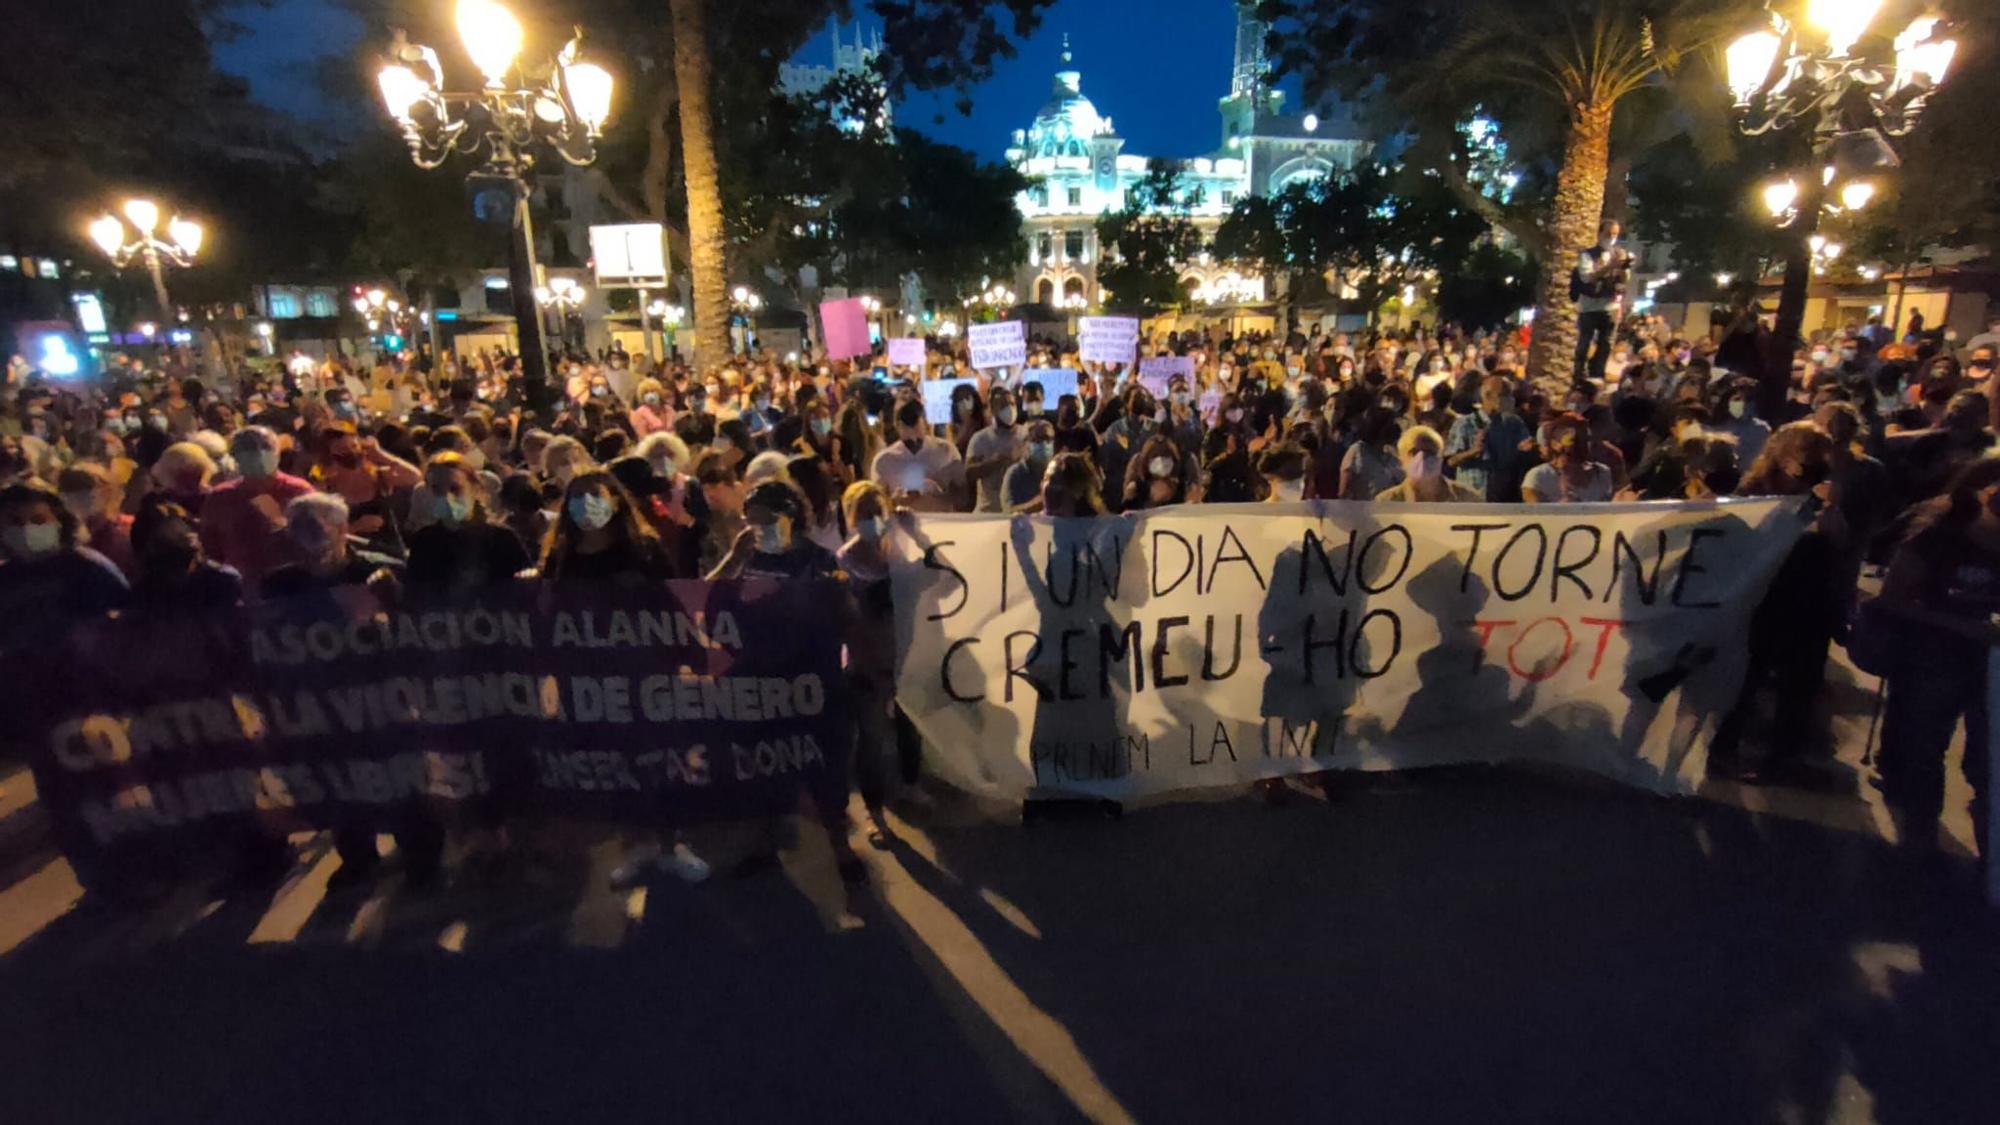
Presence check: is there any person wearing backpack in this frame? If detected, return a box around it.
[1571,218,1632,384]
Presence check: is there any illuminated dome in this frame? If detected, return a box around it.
[1026,39,1114,159]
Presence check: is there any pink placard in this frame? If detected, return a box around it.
[820,298,870,360]
[886,337,927,368]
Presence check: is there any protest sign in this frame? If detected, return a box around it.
[1137,355,1195,397]
[19,581,851,863]
[968,321,1027,370]
[1022,367,1079,401]
[890,500,1803,801]
[1078,317,1139,365]
[920,377,978,425]
[820,298,870,360]
[887,337,927,368]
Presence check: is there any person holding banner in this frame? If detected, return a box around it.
[1871,457,2000,863]
[0,479,130,654]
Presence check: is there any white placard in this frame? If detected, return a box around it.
[887,337,927,368]
[968,321,1027,370]
[1078,316,1140,365]
[891,499,1807,802]
[1021,367,1079,401]
[588,223,668,286]
[920,377,978,425]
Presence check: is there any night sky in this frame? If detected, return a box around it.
[217,0,1284,164]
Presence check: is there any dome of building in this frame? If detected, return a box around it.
[1025,40,1114,159]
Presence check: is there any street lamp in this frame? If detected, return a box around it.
[646,298,684,362]
[376,0,614,408]
[729,286,763,353]
[88,198,203,318]
[1725,2,1956,346]
[536,276,587,353]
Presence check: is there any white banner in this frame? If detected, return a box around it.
[968,321,1027,370]
[1078,316,1139,365]
[890,500,1804,801]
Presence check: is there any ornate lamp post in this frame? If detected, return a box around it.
[88,199,203,319]
[1724,1,1957,349]
[375,0,613,408]
[729,286,763,353]
[536,276,587,354]
[353,286,421,344]
[647,299,684,362]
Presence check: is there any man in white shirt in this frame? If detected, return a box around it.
[963,386,1025,513]
[870,398,965,512]
[1572,218,1631,383]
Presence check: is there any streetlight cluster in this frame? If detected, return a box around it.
[377,0,612,174]
[353,287,419,336]
[962,282,1016,311]
[535,276,587,313]
[1726,1,1957,227]
[87,199,203,318]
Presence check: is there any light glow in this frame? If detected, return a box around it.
[1839,180,1876,210]
[167,218,202,256]
[1762,178,1799,217]
[456,0,524,85]
[1805,0,1884,58]
[1726,31,1782,101]
[123,198,160,234]
[377,64,428,121]
[89,215,125,257]
[563,62,614,131]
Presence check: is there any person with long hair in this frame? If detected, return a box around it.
[1338,406,1405,500]
[1871,456,2000,861]
[1709,422,1844,785]
[1122,433,1196,510]
[837,481,899,846]
[1042,452,1108,517]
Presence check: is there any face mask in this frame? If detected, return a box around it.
[236,449,277,478]
[1271,479,1305,502]
[1404,452,1442,480]
[435,494,473,526]
[857,516,887,541]
[1226,408,1244,423]
[592,385,608,398]
[756,523,788,553]
[955,401,971,418]
[1839,349,1857,363]
[62,491,98,519]
[754,397,771,411]
[1028,441,1053,461]
[1171,391,1191,406]
[995,407,1017,426]
[1286,366,1302,379]
[1024,401,1044,416]
[332,402,357,418]
[1429,360,1446,373]
[1147,456,1174,479]
[810,417,833,436]
[703,384,720,399]
[1809,349,1829,364]
[2,523,61,559]
[569,493,617,530]
[147,415,169,431]
[1727,399,1748,420]
[643,393,661,406]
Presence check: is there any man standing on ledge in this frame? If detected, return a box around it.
[1573,218,1632,384]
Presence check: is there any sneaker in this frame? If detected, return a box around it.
[663,842,710,884]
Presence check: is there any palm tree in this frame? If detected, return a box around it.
[669,0,728,371]
[1445,6,1734,385]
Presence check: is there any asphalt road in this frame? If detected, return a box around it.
[1,655,1995,1124]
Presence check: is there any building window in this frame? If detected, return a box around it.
[1037,278,1055,305]
[267,291,301,319]
[304,291,340,318]
[1032,185,1048,207]
[1065,230,1085,260]
[1038,232,1052,260]
[1063,277,1086,302]
[1222,190,1235,206]
[1066,186,1081,208]
[37,259,59,279]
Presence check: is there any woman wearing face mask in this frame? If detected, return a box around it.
[629,378,674,438]
[1004,420,1057,512]
[672,378,719,448]
[1708,423,1845,784]
[542,470,711,889]
[709,479,841,581]
[837,481,901,846]
[1376,426,1482,503]
[55,463,138,579]
[1338,407,1405,501]
[631,431,707,573]
[1121,434,1196,511]
[794,399,845,479]
[0,479,130,654]
[405,453,532,597]
[948,383,988,458]
[1866,457,2000,862]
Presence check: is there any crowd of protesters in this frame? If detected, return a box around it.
[2,302,1997,897]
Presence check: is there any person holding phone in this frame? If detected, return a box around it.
[870,398,964,512]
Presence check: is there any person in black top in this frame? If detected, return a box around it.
[405,452,532,596]
[261,493,411,890]
[707,480,840,581]
[129,499,243,613]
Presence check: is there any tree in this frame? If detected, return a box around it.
[668,0,729,369]
[1625,131,1791,306]
[1261,0,1752,383]
[1435,243,1538,331]
[1096,161,1208,314]
[1213,183,1333,324]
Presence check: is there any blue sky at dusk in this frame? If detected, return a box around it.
[217,0,1288,164]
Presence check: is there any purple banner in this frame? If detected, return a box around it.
[15,581,852,862]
